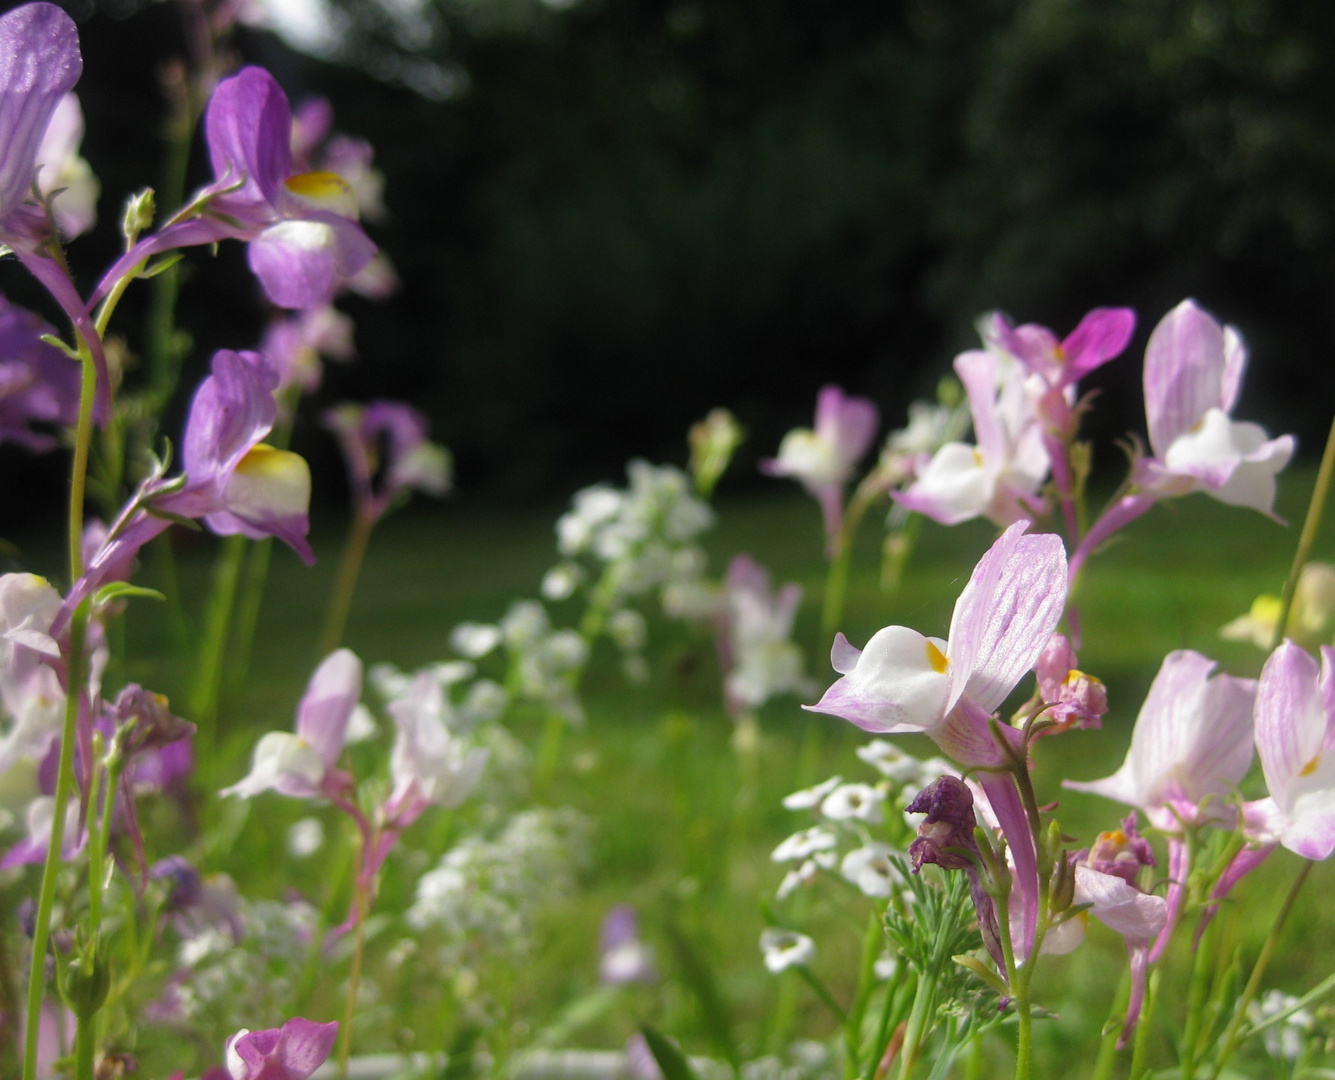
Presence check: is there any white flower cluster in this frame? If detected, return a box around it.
[1248,989,1319,1062]
[740,1041,838,1080]
[407,807,591,961]
[771,742,952,902]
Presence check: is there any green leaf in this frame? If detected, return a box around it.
[92,583,166,607]
[662,914,738,1066]
[639,1025,701,1080]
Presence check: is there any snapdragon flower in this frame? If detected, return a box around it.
[260,304,355,396]
[33,91,97,239]
[0,3,113,417]
[720,555,813,714]
[896,337,1049,528]
[1071,301,1295,582]
[0,294,79,452]
[224,1017,338,1080]
[807,520,1066,952]
[323,400,452,522]
[62,350,313,627]
[222,649,362,801]
[762,385,878,554]
[1065,650,1257,958]
[1251,641,1335,860]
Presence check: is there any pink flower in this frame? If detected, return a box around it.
[762,385,878,554]
[1139,300,1294,513]
[1251,641,1335,860]
[224,1017,339,1080]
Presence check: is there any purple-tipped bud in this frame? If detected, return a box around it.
[113,685,195,756]
[150,855,203,911]
[907,775,1005,971]
[906,775,981,872]
[1082,814,1155,886]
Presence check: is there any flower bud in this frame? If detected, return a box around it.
[121,187,155,244]
[61,943,110,1019]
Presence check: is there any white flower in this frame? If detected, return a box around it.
[820,783,884,823]
[760,929,815,973]
[781,775,842,811]
[772,826,838,862]
[541,563,585,601]
[855,740,929,785]
[287,817,325,858]
[840,844,900,898]
[451,622,502,659]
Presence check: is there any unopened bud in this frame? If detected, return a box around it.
[121,188,156,244]
[62,944,110,1018]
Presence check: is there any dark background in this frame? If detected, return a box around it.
[3,0,1334,519]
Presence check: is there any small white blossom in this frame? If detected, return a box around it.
[840,844,900,899]
[781,776,842,811]
[541,563,585,601]
[451,622,503,659]
[772,826,838,863]
[287,817,325,858]
[760,929,815,973]
[1248,989,1316,1061]
[856,740,929,785]
[820,783,884,823]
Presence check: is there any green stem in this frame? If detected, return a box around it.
[319,509,374,658]
[21,608,88,1080]
[74,1015,95,1080]
[188,533,248,743]
[1090,968,1131,1080]
[822,489,874,639]
[991,884,1029,1080]
[796,964,847,1025]
[226,536,274,694]
[23,324,101,1080]
[1209,860,1314,1079]
[894,966,936,1080]
[1127,966,1160,1080]
[339,883,369,1080]
[533,713,566,799]
[1273,412,1335,651]
[1180,919,1216,1078]
[151,534,193,669]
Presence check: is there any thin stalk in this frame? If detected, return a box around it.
[796,965,847,1025]
[339,883,369,1080]
[863,971,911,1080]
[894,967,935,1080]
[1180,919,1216,1079]
[21,608,88,1080]
[73,1018,95,1080]
[1209,860,1313,1079]
[1273,413,1335,651]
[226,537,274,694]
[822,489,874,639]
[188,533,248,744]
[1127,966,1160,1080]
[532,713,566,799]
[1090,968,1131,1080]
[319,509,374,658]
[151,534,193,669]
[23,328,100,1080]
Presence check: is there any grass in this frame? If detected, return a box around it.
[4,468,1332,1077]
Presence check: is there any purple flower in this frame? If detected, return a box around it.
[222,649,363,801]
[1033,632,1107,731]
[807,520,1066,954]
[1064,650,1256,829]
[64,350,314,626]
[896,344,1048,528]
[0,4,82,242]
[906,775,1003,969]
[761,385,878,555]
[1139,300,1294,511]
[260,305,355,396]
[323,400,451,523]
[223,1017,339,1080]
[983,307,1136,435]
[599,904,657,985]
[202,68,377,308]
[1251,641,1335,860]
[0,290,79,452]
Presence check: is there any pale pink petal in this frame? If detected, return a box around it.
[1143,299,1228,460]
[804,625,950,734]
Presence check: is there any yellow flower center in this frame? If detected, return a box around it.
[926,640,948,674]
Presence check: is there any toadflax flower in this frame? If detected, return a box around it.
[1250,641,1335,861]
[806,520,1066,953]
[61,349,314,627]
[94,66,377,312]
[222,649,363,801]
[1070,300,1296,582]
[224,1017,338,1080]
[0,295,80,452]
[1065,649,1257,959]
[323,400,451,523]
[33,91,97,239]
[762,385,878,555]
